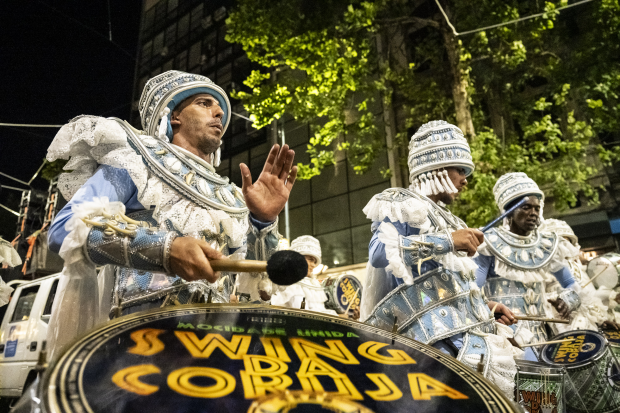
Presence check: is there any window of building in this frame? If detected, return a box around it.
[217,63,232,84]
[188,41,201,70]
[167,0,178,13]
[152,31,164,57]
[165,22,177,47]
[202,15,213,30]
[175,50,187,71]
[140,40,152,67]
[177,13,189,39]
[317,229,353,267]
[351,224,372,264]
[313,194,351,235]
[214,6,227,22]
[143,8,155,33]
[218,25,229,48]
[154,1,167,26]
[311,162,348,202]
[10,286,40,323]
[203,32,217,56]
[162,59,174,72]
[190,4,204,33]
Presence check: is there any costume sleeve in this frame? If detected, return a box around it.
[552,266,576,289]
[245,217,280,262]
[473,254,493,288]
[48,165,142,253]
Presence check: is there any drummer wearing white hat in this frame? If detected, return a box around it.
[475,173,588,358]
[270,236,341,316]
[362,120,522,400]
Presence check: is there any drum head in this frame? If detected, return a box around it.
[602,329,620,347]
[541,330,607,368]
[42,304,516,413]
[587,255,620,289]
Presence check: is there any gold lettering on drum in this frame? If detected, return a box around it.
[112,364,161,396]
[290,338,360,364]
[239,355,293,398]
[128,328,166,356]
[260,337,291,362]
[175,332,252,359]
[408,373,468,400]
[358,342,417,365]
[167,367,236,398]
[296,357,364,400]
[365,373,403,401]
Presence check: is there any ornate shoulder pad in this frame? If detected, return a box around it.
[113,119,248,219]
[363,187,429,227]
[484,227,559,270]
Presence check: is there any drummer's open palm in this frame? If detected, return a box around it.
[241,144,297,222]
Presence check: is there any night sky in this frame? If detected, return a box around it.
[0,0,142,239]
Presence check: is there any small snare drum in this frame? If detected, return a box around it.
[542,330,620,413]
[587,253,620,289]
[321,273,362,314]
[514,359,565,413]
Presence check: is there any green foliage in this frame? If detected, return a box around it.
[228,0,620,226]
[41,159,68,182]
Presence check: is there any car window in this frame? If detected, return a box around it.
[41,279,59,322]
[10,286,40,323]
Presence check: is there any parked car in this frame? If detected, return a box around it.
[0,273,59,410]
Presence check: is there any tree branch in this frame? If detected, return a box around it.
[378,16,440,29]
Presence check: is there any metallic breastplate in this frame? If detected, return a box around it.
[485,228,558,270]
[110,209,231,317]
[365,267,495,345]
[483,277,548,345]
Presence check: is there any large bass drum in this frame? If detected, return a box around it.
[586,253,620,289]
[321,273,363,314]
[39,304,518,413]
[542,330,620,413]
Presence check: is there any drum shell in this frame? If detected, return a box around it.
[586,253,620,290]
[514,360,565,413]
[542,330,620,413]
[39,304,519,413]
[321,273,362,314]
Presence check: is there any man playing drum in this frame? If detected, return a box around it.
[474,173,591,359]
[361,120,523,399]
[45,71,297,358]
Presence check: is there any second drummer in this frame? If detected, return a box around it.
[271,235,360,318]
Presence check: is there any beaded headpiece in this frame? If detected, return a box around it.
[539,218,578,245]
[138,70,231,166]
[290,235,322,265]
[493,172,544,212]
[407,120,474,196]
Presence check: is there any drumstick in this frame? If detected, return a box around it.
[344,288,360,314]
[496,314,570,324]
[209,250,307,286]
[582,265,610,288]
[481,197,529,233]
[520,338,575,348]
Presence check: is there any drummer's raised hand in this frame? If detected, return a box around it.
[240,144,297,222]
[488,301,516,325]
[170,237,225,283]
[548,297,571,319]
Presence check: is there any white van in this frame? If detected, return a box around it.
[0,274,60,401]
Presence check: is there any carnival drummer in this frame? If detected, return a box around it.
[270,235,360,319]
[45,71,296,358]
[361,120,523,399]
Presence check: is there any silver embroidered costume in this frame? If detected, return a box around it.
[44,71,280,358]
[476,173,582,353]
[362,121,521,399]
[539,218,609,332]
